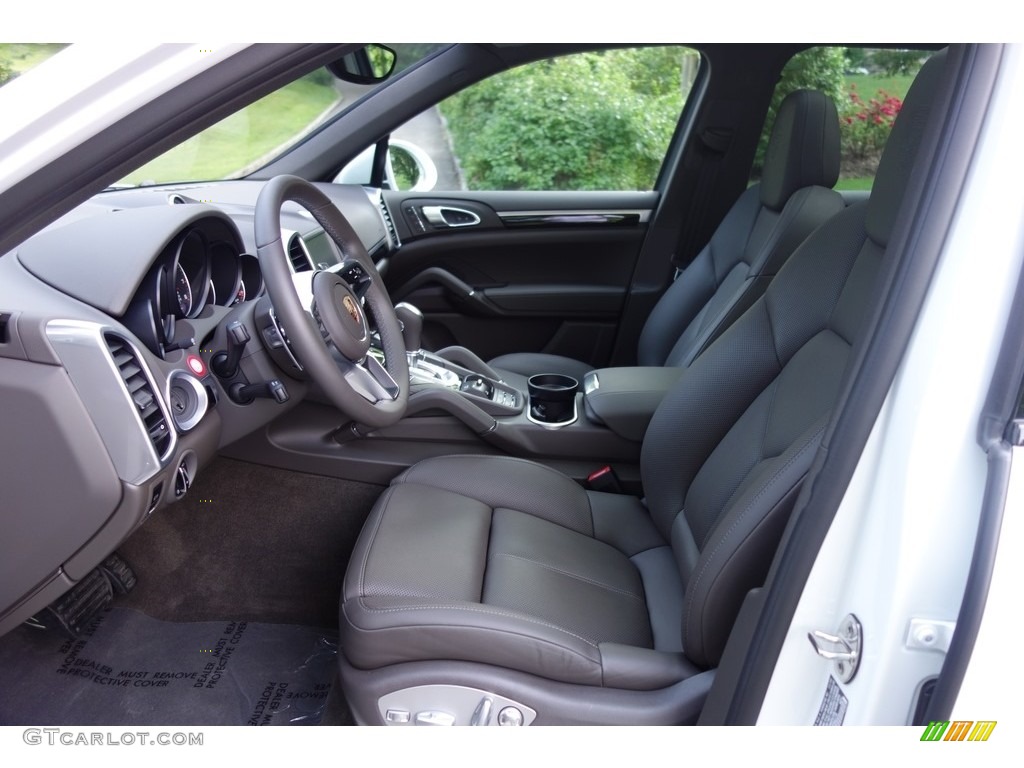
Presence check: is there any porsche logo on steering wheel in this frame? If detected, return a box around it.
[342,295,361,325]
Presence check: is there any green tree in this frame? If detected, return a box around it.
[844,47,867,71]
[872,49,926,76]
[441,48,697,191]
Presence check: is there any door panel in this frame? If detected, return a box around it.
[382,190,657,365]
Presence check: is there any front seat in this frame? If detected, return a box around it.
[339,53,946,725]
[487,88,845,389]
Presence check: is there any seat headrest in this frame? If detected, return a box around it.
[760,89,841,210]
[866,49,947,247]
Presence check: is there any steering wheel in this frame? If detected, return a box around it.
[254,175,409,428]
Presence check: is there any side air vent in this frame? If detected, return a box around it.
[379,196,401,248]
[167,192,199,205]
[288,234,313,272]
[104,334,172,457]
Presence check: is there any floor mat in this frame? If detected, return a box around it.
[0,607,337,726]
[116,457,381,628]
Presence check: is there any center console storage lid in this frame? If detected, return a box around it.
[583,367,685,442]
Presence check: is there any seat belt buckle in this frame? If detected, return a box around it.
[586,465,623,493]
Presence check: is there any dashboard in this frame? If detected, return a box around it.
[0,179,396,633]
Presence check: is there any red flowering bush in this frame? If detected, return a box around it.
[840,84,903,161]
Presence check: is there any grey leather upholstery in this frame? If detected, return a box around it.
[340,53,946,722]
[489,89,846,388]
[343,455,693,689]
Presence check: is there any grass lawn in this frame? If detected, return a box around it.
[842,73,915,102]
[122,76,338,185]
[0,43,68,74]
[835,177,874,191]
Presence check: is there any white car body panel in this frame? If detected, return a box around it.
[952,447,1022,720]
[759,43,1024,724]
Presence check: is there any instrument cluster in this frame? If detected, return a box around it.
[122,218,263,358]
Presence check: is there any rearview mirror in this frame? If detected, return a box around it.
[327,44,397,85]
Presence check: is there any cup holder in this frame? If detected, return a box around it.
[527,374,579,428]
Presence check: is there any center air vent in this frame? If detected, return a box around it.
[288,234,313,272]
[104,334,172,457]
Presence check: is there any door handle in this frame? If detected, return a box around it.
[421,205,481,228]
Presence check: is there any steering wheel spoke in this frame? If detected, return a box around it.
[342,355,401,404]
[255,176,409,427]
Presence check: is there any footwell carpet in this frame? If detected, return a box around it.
[0,607,337,726]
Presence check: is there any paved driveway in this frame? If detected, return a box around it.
[392,106,463,191]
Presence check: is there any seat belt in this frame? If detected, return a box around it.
[671,126,733,278]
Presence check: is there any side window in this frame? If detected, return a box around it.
[752,46,929,191]
[388,47,700,192]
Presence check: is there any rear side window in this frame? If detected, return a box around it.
[752,46,930,191]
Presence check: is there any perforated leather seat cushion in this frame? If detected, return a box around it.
[342,455,692,689]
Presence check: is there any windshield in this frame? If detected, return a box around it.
[124,68,340,185]
[123,43,449,187]
[1,43,448,188]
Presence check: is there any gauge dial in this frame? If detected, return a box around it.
[175,264,192,317]
[233,280,247,306]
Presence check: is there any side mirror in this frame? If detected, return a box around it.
[335,139,438,192]
[327,44,397,85]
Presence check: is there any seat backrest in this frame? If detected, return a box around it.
[637,89,845,369]
[639,53,946,668]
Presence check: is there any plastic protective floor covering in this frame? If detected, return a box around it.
[0,607,337,725]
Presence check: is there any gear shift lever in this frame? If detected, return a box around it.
[397,302,460,389]
[394,302,423,352]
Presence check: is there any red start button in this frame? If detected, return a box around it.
[186,355,207,377]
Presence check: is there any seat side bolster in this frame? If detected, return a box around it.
[753,185,846,277]
[683,422,825,668]
[599,643,701,691]
[340,597,604,686]
[589,491,664,556]
[631,546,686,653]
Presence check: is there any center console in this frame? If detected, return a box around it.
[399,341,683,469]
[222,303,685,489]
[406,349,524,417]
[393,301,530,417]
